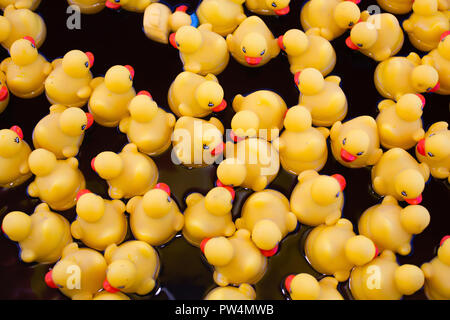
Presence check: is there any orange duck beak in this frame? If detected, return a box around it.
[103,279,120,293]
[274,6,290,15]
[416,139,426,156]
[105,0,121,10]
[245,56,263,66]
[260,244,279,257]
[0,86,9,102]
[345,37,360,50]
[404,194,422,205]
[284,275,295,292]
[340,148,357,162]
[212,100,227,112]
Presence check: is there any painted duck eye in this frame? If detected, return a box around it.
[14,137,19,143]
[208,102,214,107]
[81,124,86,130]
[272,2,277,7]
[85,61,89,68]
[203,144,209,150]
[242,47,246,53]
[260,49,265,56]
[336,192,340,198]
[176,41,180,48]
[167,197,171,203]
[348,22,354,27]
[357,152,363,156]
[357,43,363,47]
[429,133,435,137]
[401,191,407,197]
[427,152,434,157]
[342,138,347,145]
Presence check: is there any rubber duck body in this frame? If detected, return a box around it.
[68,0,106,14]
[105,0,152,13]
[422,32,450,95]
[196,0,247,36]
[0,0,41,11]
[284,273,344,300]
[421,237,450,300]
[376,0,412,15]
[245,0,290,16]
[205,284,256,300]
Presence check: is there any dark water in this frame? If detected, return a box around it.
[0,0,448,300]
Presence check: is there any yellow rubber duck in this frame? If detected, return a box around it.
[346,12,404,61]
[196,0,246,36]
[290,170,346,226]
[201,229,268,286]
[0,126,31,188]
[205,284,256,300]
[284,274,344,300]
[371,147,430,204]
[358,196,430,255]
[300,0,362,41]
[127,183,184,246]
[236,190,297,256]
[89,65,136,127]
[1,203,72,263]
[71,190,127,251]
[245,0,290,15]
[45,50,95,108]
[374,52,440,101]
[330,116,383,168]
[91,143,159,199]
[375,0,412,15]
[27,149,86,211]
[415,121,450,183]
[0,0,41,11]
[305,218,378,282]
[32,105,94,159]
[376,94,425,150]
[231,90,287,141]
[168,71,227,118]
[278,28,336,76]
[226,16,280,68]
[44,243,107,300]
[183,187,236,247]
[350,250,425,300]
[170,24,229,75]
[0,5,46,49]
[275,106,329,175]
[217,138,280,191]
[68,0,105,14]
[403,0,450,52]
[421,236,450,300]
[1,37,52,98]
[103,241,160,296]
[422,32,450,95]
[119,91,176,156]
[296,68,348,127]
[105,0,153,12]
[0,70,9,114]
[93,291,130,300]
[172,116,225,168]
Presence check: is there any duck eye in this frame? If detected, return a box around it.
[357,152,363,156]
[176,41,180,48]
[272,2,277,7]
[115,0,120,2]
[401,191,407,197]
[242,47,246,53]
[427,152,434,157]
[85,61,89,68]
[336,192,340,198]
[57,285,63,288]
[203,144,209,150]
[348,22,354,27]
[167,197,171,203]
[31,43,35,49]
[260,49,265,56]
[426,87,432,92]
[129,75,132,81]
[14,137,20,143]
[208,102,214,107]
[81,124,86,131]
[357,43,363,47]
[429,133,435,137]
[342,138,347,145]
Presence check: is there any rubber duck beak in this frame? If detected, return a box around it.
[85,52,94,68]
[124,65,135,80]
[211,142,225,156]
[340,148,357,163]
[229,130,245,142]
[169,33,178,49]
[103,279,120,293]
[373,245,379,259]
[404,194,422,205]
[23,36,36,47]
[332,174,347,191]
[440,31,450,41]
[76,189,91,201]
[277,36,285,50]
[274,6,290,15]
[105,0,121,9]
[428,82,440,93]
[45,270,58,289]
[260,244,279,257]
[245,56,263,66]
[347,0,361,3]
[284,275,295,292]
[200,238,211,253]
[212,99,227,112]
[345,36,360,50]
[440,235,450,246]
[10,126,23,140]
[176,5,188,12]
[155,183,171,196]
[0,86,9,101]
[91,157,97,172]
[417,138,426,156]
[294,71,301,86]
[137,90,152,98]
[416,93,426,108]
[85,113,94,129]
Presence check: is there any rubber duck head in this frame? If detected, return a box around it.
[339,130,370,163]
[170,26,202,54]
[231,110,260,139]
[284,105,312,132]
[169,6,192,32]
[62,50,94,78]
[346,22,377,50]
[217,158,247,188]
[400,205,430,235]
[438,31,450,60]
[104,260,137,292]
[59,107,93,137]
[394,264,425,295]
[0,126,23,158]
[311,174,346,206]
[334,1,361,29]
[417,130,450,161]
[28,148,57,177]
[46,259,78,290]
[411,65,440,93]
[394,169,425,204]
[295,68,324,95]
[142,184,173,219]
[251,219,281,256]
[265,0,290,15]
[0,16,11,44]
[278,29,309,56]
[285,273,320,300]
[196,81,226,112]
[10,37,38,66]
[395,94,424,122]
[104,65,134,94]
[438,236,450,266]
[345,235,378,266]
[76,190,105,223]
[412,0,438,15]
[241,33,267,66]
[194,122,225,159]
[205,187,233,216]
[2,211,32,242]
[201,236,234,267]
[91,151,123,180]
[105,0,129,10]
[128,92,158,123]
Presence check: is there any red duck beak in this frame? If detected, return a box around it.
[103,279,120,293]
[332,174,346,191]
[91,157,96,172]
[169,33,178,49]
[405,194,422,205]
[85,113,94,129]
[230,130,245,142]
[294,71,301,86]
[284,275,295,292]
[260,244,279,257]
[105,0,121,9]
[428,82,440,93]
[340,148,357,163]
[211,142,225,156]
[212,100,227,112]
[85,52,94,68]
[76,189,91,201]
[10,126,23,140]
[347,0,361,3]
[373,245,379,259]
[274,6,290,15]
[155,183,171,196]
[440,235,450,246]
[23,36,36,47]
[440,31,450,41]
[417,139,426,156]
[245,56,262,66]
[138,90,152,99]
[416,93,426,108]
[215,179,235,200]
[45,270,57,289]
[277,36,285,50]
[124,65,135,80]
[200,238,211,253]
[346,37,360,50]
[0,86,9,101]
[176,5,188,12]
